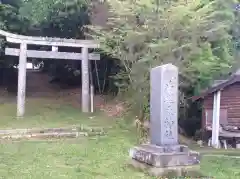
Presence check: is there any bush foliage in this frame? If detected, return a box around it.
[89,0,237,124]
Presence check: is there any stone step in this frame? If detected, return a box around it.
[0,131,105,140]
[1,132,84,140]
[0,125,108,140]
[0,125,108,136]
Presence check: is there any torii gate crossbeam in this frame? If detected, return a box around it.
[0,29,100,117]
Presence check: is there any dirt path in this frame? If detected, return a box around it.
[25,70,106,107]
[0,70,124,116]
[26,70,61,97]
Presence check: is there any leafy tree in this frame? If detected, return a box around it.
[89,0,236,121]
[2,0,116,93]
[0,1,25,91]
[17,0,90,86]
[19,0,89,38]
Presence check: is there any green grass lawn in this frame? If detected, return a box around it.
[0,128,239,179]
[0,98,240,179]
[0,98,115,129]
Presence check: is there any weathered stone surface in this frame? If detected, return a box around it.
[1,132,84,139]
[130,159,201,178]
[0,125,107,136]
[129,64,201,177]
[0,127,78,135]
[129,144,200,168]
[0,129,105,140]
[130,144,189,154]
[150,64,178,146]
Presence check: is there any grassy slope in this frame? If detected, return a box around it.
[0,98,239,179]
[0,98,114,128]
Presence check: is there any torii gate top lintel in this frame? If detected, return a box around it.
[0,29,99,48]
[0,29,99,116]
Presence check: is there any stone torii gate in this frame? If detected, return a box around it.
[0,29,100,117]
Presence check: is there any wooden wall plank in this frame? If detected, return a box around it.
[203,83,240,128]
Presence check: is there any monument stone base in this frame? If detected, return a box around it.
[129,144,201,177]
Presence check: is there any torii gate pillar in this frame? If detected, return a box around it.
[0,29,99,116]
[81,47,90,113]
[17,43,27,117]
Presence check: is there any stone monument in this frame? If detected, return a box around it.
[129,64,201,177]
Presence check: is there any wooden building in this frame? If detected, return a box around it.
[193,70,240,148]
